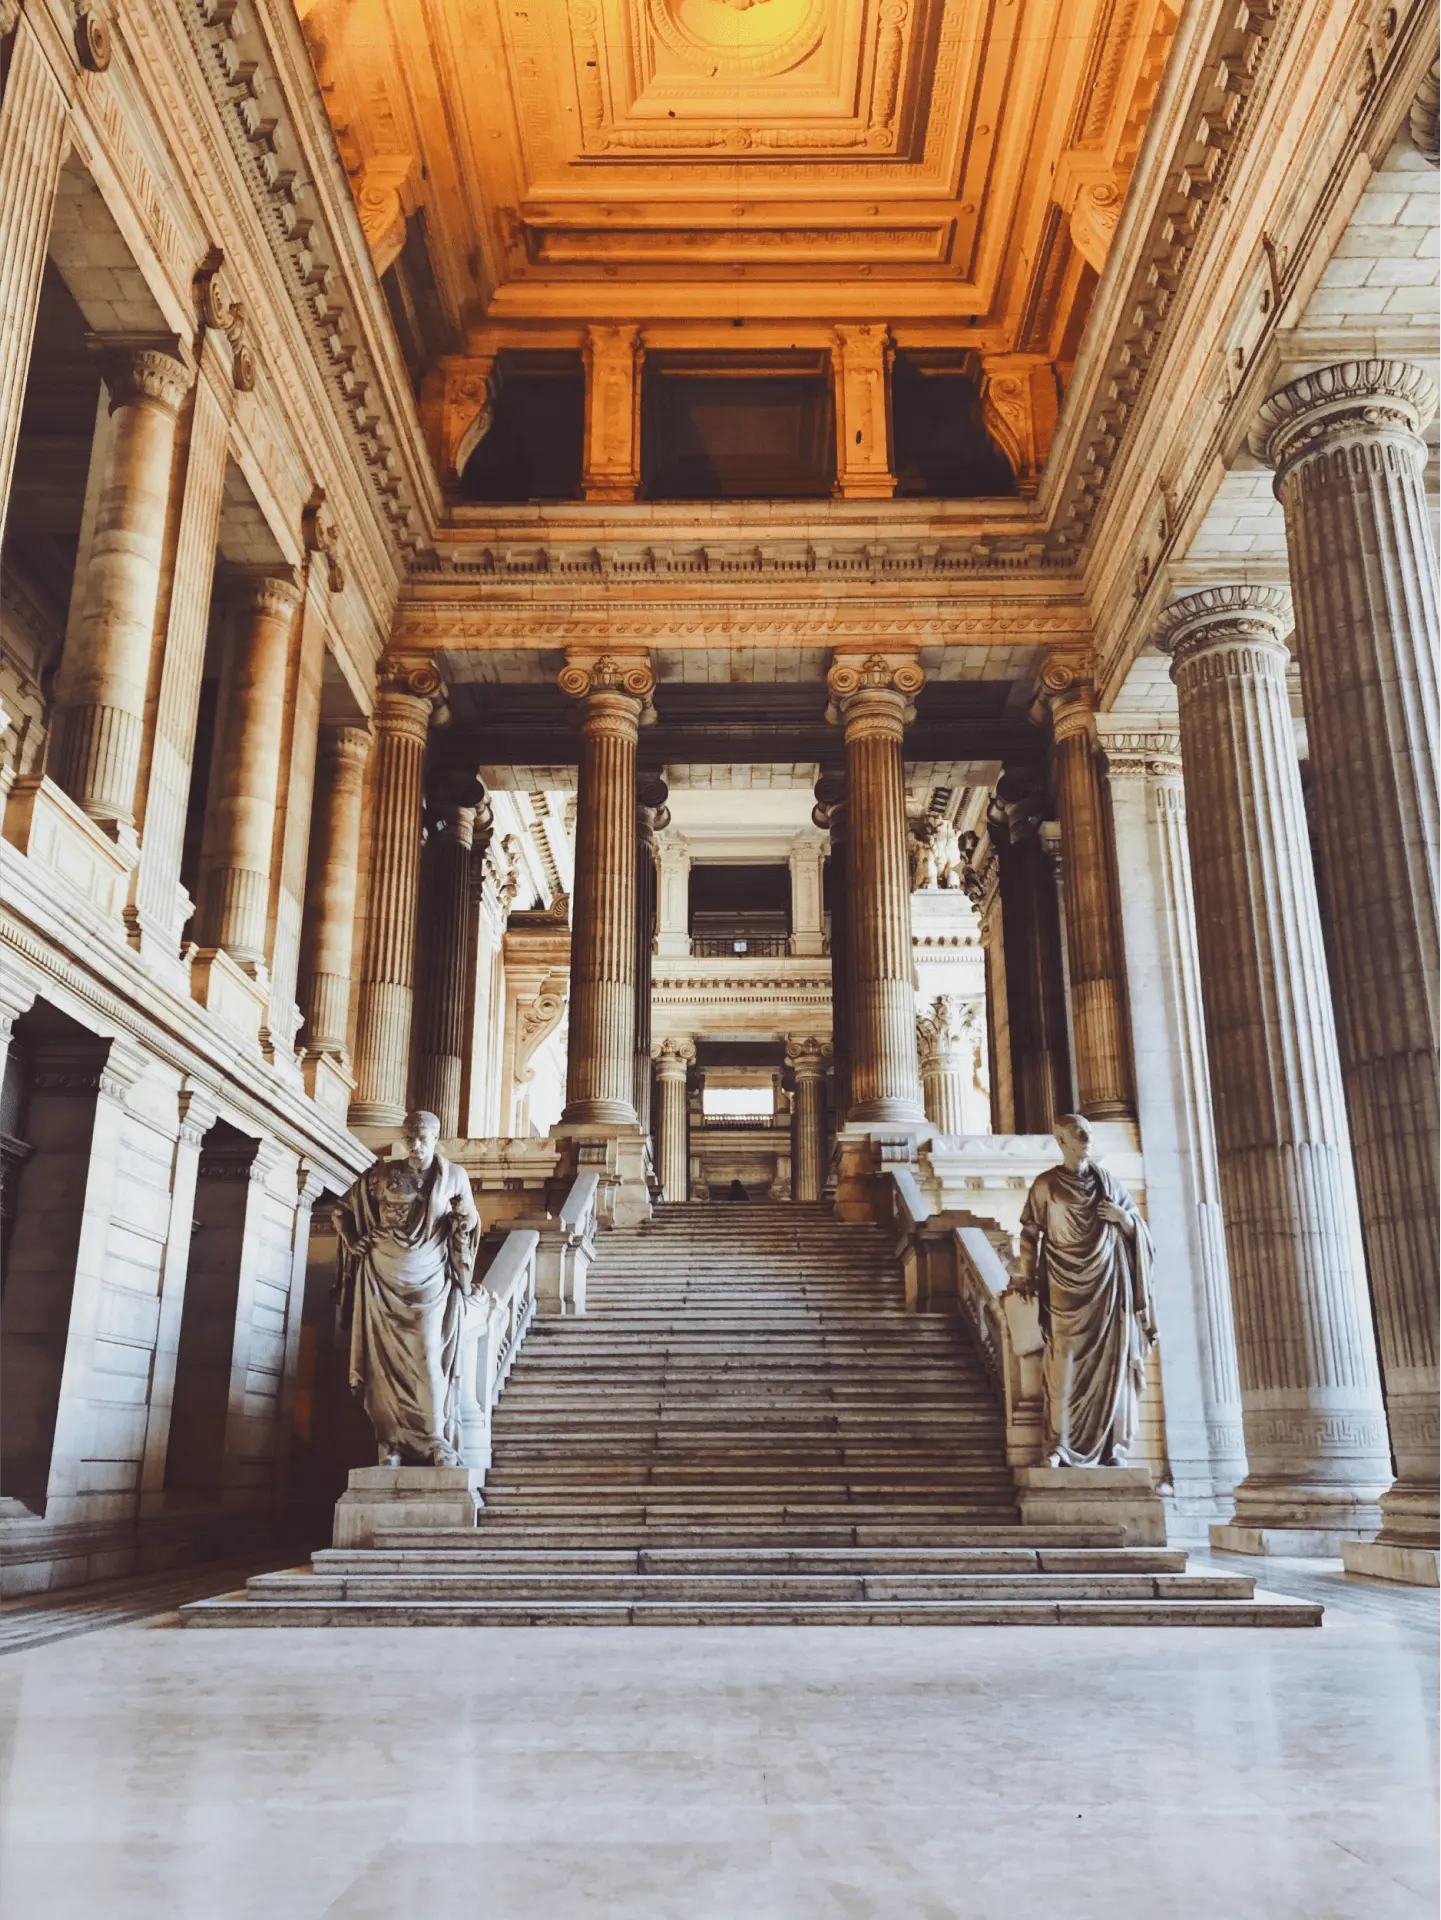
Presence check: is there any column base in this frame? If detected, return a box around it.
[1016,1466,1167,1546]
[1341,1539,1440,1586]
[560,1098,640,1127]
[333,1465,484,1549]
[1211,1522,1374,1557]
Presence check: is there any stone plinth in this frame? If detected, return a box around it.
[333,1466,484,1549]
[1016,1465,1166,1546]
[1342,1539,1440,1587]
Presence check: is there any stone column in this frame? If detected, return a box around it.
[558,653,653,1125]
[1101,725,1247,1512]
[990,775,1072,1132]
[413,786,479,1136]
[960,833,1014,1132]
[194,568,303,967]
[788,831,827,957]
[653,1038,694,1202]
[634,776,668,1132]
[827,655,926,1125]
[351,658,446,1130]
[1036,669,1134,1119]
[299,723,372,1060]
[582,325,643,503]
[787,1036,829,1202]
[916,996,970,1135]
[50,342,193,838]
[813,774,853,1126]
[654,832,692,956]
[1155,587,1393,1548]
[0,11,68,550]
[1252,361,1440,1578]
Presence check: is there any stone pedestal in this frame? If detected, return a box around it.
[195,569,304,966]
[1016,1465,1167,1546]
[1253,361,1440,1575]
[827,654,927,1126]
[1342,1538,1440,1587]
[333,1465,484,1549]
[1155,588,1392,1547]
[51,344,193,839]
[351,658,445,1128]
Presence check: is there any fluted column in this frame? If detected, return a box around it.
[787,1037,828,1202]
[50,343,193,837]
[653,1038,694,1202]
[0,11,68,549]
[813,775,853,1127]
[827,655,926,1125]
[413,788,480,1137]
[916,997,970,1135]
[559,653,653,1126]
[634,776,668,1132]
[1253,361,1440,1569]
[1036,669,1133,1118]
[351,658,446,1129]
[990,775,1072,1131]
[1155,588,1392,1544]
[299,724,372,1057]
[194,569,303,967]
[1101,726,1246,1509]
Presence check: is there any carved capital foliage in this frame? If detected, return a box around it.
[420,356,496,487]
[1250,360,1439,480]
[652,1035,696,1073]
[784,1033,828,1074]
[1152,585,1291,679]
[93,339,193,417]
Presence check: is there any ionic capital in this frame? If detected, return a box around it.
[1152,585,1291,680]
[1249,360,1438,481]
[1033,658,1097,744]
[559,650,655,738]
[222,564,304,624]
[652,1036,696,1078]
[374,654,449,740]
[826,651,924,740]
[91,337,193,417]
[784,1034,828,1077]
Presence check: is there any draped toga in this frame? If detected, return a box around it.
[1018,1160,1157,1467]
[334,1151,481,1465]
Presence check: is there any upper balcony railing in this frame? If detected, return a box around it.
[689,934,792,958]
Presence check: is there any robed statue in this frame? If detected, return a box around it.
[1015,1113,1157,1467]
[333,1110,482,1467]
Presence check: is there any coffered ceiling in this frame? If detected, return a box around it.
[296,0,1176,344]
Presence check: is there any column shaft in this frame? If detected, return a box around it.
[560,659,651,1125]
[991,782,1071,1132]
[351,661,442,1128]
[413,802,476,1136]
[0,15,68,550]
[195,570,302,964]
[634,780,666,1132]
[653,1042,692,1202]
[1157,589,1391,1537]
[299,725,371,1054]
[51,346,192,833]
[787,1042,828,1202]
[1042,677,1133,1117]
[831,667,925,1126]
[1255,362,1440,1554]
[815,780,853,1128]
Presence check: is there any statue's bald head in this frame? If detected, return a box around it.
[1054,1112,1093,1169]
[401,1109,441,1167]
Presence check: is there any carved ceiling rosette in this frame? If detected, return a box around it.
[647,0,827,80]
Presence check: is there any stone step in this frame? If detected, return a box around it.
[183,1592,1324,1628]
[308,1545,1192,1575]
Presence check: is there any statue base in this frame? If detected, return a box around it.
[333,1466,485,1549]
[1016,1465,1167,1547]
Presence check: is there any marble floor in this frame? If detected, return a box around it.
[0,1557,1433,1920]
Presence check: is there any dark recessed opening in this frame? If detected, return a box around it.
[381,210,456,394]
[891,351,1016,498]
[461,350,586,502]
[689,864,792,951]
[644,354,835,499]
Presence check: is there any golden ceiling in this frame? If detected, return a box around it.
[297,0,1175,352]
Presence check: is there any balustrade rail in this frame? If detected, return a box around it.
[689,933,791,957]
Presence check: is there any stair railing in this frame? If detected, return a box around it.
[887,1170,1046,1468]
[459,1225,539,1475]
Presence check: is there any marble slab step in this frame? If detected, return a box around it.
[181,1593,1324,1628]
[238,1571,1262,1604]
[373,1522,1115,1549]
[309,1545,1193,1575]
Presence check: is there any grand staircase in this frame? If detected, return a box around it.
[184,1203,1319,1625]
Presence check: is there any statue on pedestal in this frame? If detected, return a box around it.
[333,1109,482,1466]
[1014,1113,1156,1467]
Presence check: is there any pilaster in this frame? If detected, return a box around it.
[582,325,644,503]
[831,324,895,500]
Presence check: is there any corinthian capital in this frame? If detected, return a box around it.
[1249,361,1438,479]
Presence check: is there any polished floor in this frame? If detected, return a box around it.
[0,1557,1433,1920]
